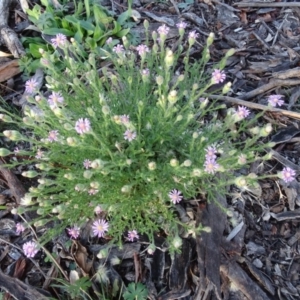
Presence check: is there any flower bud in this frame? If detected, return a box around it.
[165,49,174,68]
[90,181,100,189]
[0,148,11,156]
[202,226,212,233]
[87,107,96,117]
[97,248,109,259]
[168,90,178,104]
[260,123,272,137]
[192,168,202,177]
[23,117,34,125]
[176,115,183,122]
[102,105,110,115]
[20,194,33,206]
[83,170,93,179]
[121,185,131,193]
[35,163,51,171]
[0,114,13,122]
[177,74,185,82]
[192,83,198,91]
[192,132,199,139]
[170,159,179,167]
[126,159,132,165]
[222,82,232,94]
[263,152,273,160]
[67,137,79,146]
[148,161,156,171]
[91,159,106,169]
[3,130,24,141]
[172,236,182,249]
[206,32,215,47]
[22,171,39,178]
[62,123,72,131]
[152,31,158,41]
[64,173,75,180]
[183,160,192,167]
[249,127,260,136]
[156,75,164,86]
[144,19,149,31]
[235,176,247,188]
[225,48,235,58]
[147,244,156,255]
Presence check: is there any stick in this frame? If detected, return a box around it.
[235,2,300,8]
[208,94,300,120]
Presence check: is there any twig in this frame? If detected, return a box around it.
[208,94,300,120]
[235,2,300,8]
[239,79,300,100]
[169,0,180,15]
[211,0,240,12]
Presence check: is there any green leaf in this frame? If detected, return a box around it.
[64,15,80,25]
[74,1,84,16]
[84,0,90,18]
[93,5,112,25]
[115,28,130,38]
[111,21,121,35]
[29,43,47,58]
[117,11,130,26]
[123,283,148,300]
[42,28,74,36]
[40,0,50,6]
[86,37,96,49]
[93,24,103,41]
[79,20,95,31]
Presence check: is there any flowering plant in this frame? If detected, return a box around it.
[1,21,274,246]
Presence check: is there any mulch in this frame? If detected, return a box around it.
[1,0,300,299]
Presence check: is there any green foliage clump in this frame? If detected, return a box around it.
[1,22,272,245]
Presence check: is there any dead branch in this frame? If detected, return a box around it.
[0,0,25,58]
[208,94,300,120]
[235,2,300,8]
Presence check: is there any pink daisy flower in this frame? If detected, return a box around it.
[212,69,226,84]
[157,24,170,36]
[124,130,136,141]
[205,146,217,160]
[48,130,59,142]
[92,219,109,238]
[48,92,64,107]
[176,21,187,29]
[236,106,250,119]
[281,167,296,183]
[23,241,39,258]
[168,189,183,204]
[188,30,199,40]
[83,159,92,169]
[136,44,150,57]
[75,118,91,134]
[51,33,67,48]
[112,44,124,54]
[16,223,25,235]
[25,78,38,94]
[268,95,284,107]
[204,159,219,174]
[127,230,139,242]
[120,115,130,124]
[88,188,98,195]
[35,149,44,159]
[67,225,80,239]
[141,69,150,76]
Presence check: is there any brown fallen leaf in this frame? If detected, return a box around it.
[0,60,20,83]
[71,240,93,276]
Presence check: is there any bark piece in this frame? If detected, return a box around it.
[195,193,227,299]
[0,0,25,58]
[0,159,26,205]
[220,261,271,300]
[0,268,50,300]
[169,238,191,290]
[0,59,20,82]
